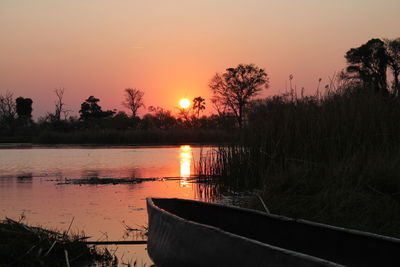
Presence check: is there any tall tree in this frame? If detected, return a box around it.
[385,38,400,96]
[16,97,33,120]
[209,64,269,127]
[79,96,114,120]
[345,38,389,93]
[192,96,206,119]
[53,88,66,121]
[123,88,145,118]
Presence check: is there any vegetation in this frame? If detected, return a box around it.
[2,37,400,238]
[196,37,400,238]
[0,89,235,144]
[209,63,269,128]
[198,84,400,237]
[123,88,145,118]
[79,96,115,121]
[0,217,116,266]
[385,38,400,95]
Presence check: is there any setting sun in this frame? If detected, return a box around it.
[179,98,191,109]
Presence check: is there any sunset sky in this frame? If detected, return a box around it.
[0,0,399,118]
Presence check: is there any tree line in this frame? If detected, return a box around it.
[0,37,399,138]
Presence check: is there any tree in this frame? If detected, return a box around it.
[123,88,145,118]
[16,97,33,120]
[209,64,269,127]
[53,88,66,121]
[145,106,177,129]
[192,97,206,119]
[0,91,16,122]
[79,96,114,120]
[345,38,389,93]
[385,38,400,96]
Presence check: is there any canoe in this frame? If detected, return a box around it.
[146,198,400,267]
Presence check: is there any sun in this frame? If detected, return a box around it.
[179,98,191,109]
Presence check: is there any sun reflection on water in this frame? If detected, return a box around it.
[180,145,192,187]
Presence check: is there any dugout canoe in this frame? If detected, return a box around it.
[146,198,400,267]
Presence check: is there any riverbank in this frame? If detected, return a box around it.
[0,217,116,266]
[0,128,234,145]
[198,88,400,238]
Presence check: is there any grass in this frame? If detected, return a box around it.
[196,87,400,238]
[0,217,117,266]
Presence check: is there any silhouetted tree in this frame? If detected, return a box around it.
[0,91,16,123]
[178,106,191,127]
[79,96,115,120]
[145,106,177,129]
[123,88,145,118]
[345,38,388,93]
[16,97,33,120]
[385,38,400,96]
[209,64,269,127]
[54,88,66,121]
[192,97,205,119]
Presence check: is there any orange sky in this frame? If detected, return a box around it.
[0,0,399,118]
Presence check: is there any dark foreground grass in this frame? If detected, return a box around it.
[197,88,400,238]
[0,217,116,266]
[252,155,400,238]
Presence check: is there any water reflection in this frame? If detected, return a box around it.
[0,145,216,265]
[180,145,192,187]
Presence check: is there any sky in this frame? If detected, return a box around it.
[0,0,399,118]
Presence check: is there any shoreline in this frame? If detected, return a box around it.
[0,142,224,149]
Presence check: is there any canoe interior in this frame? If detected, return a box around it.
[152,198,400,266]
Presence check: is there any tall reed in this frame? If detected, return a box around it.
[197,87,400,237]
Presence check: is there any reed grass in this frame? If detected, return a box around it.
[0,217,116,266]
[196,87,400,237]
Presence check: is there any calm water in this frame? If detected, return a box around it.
[0,145,217,265]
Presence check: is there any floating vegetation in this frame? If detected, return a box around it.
[0,217,117,266]
[59,177,158,185]
[58,175,219,185]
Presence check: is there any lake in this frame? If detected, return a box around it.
[0,145,221,265]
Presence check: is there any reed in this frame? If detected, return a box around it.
[196,86,400,237]
[0,217,116,266]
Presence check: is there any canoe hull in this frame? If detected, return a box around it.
[147,198,340,267]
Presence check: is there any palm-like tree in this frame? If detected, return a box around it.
[192,97,205,118]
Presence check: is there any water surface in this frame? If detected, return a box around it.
[0,145,216,265]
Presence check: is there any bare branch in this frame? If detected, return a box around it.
[123,88,145,118]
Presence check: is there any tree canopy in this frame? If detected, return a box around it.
[209,64,269,127]
[385,38,400,95]
[192,97,206,119]
[123,88,145,118]
[16,97,33,120]
[345,38,388,93]
[79,96,115,120]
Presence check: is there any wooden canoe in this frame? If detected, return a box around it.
[146,198,400,267]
